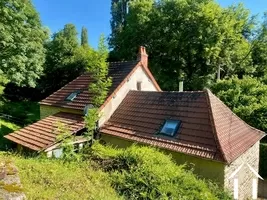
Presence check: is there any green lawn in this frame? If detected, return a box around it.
[0,153,121,200]
[0,101,40,125]
[0,119,20,150]
[0,100,39,150]
[0,144,231,200]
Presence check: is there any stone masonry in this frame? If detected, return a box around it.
[224,141,260,200]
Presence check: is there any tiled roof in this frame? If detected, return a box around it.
[4,112,85,151]
[100,90,265,163]
[40,61,161,110]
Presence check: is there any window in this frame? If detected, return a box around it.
[65,91,80,101]
[160,120,181,137]
[137,81,142,91]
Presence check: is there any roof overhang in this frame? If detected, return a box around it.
[4,112,85,151]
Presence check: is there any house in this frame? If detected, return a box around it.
[4,47,265,199]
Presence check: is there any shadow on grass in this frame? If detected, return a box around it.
[0,124,17,150]
[0,101,40,125]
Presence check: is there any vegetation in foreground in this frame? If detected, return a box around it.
[0,144,231,200]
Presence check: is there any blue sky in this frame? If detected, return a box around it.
[32,0,266,48]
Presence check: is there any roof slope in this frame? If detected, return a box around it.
[40,61,160,110]
[4,112,85,151]
[100,90,265,163]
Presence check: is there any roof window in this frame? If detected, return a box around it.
[160,119,181,137]
[65,91,80,101]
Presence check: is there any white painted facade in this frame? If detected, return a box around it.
[99,65,158,126]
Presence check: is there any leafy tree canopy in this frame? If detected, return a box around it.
[109,0,261,90]
[211,76,267,133]
[81,26,89,47]
[0,0,48,88]
[40,24,82,96]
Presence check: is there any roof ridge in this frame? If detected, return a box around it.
[204,89,227,163]
[129,90,204,94]
[207,89,265,135]
[205,89,266,163]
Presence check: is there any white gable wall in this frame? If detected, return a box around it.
[99,65,158,126]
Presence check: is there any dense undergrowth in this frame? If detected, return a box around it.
[0,143,231,200]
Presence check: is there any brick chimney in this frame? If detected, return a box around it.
[137,46,148,68]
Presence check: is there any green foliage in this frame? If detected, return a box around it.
[0,101,40,125]
[0,0,48,87]
[259,143,267,178]
[211,76,267,133]
[90,143,231,200]
[0,153,121,200]
[83,35,112,138]
[252,13,267,78]
[109,0,260,90]
[55,122,80,162]
[40,24,82,96]
[81,26,89,46]
[0,120,20,150]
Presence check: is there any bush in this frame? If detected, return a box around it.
[90,143,231,200]
[0,152,121,200]
[211,76,267,135]
[260,143,267,178]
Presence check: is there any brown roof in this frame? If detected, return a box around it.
[40,61,161,110]
[4,112,85,151]
[100,89,265,163]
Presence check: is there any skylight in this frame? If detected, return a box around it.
[65,91,80,101]
[160,120,181,137]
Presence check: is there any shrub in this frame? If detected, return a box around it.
[211,76,267,135]
[90,143,231,200]
[0,152,121,200]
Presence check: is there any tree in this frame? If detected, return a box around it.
[82,35,112,140]
[109,0,256,90]
[40,24,81,96]
[252,12,267,78]
[81,26,89,46]
[211,76,267,133]
[109,0,130,50]
[0,0,47,89]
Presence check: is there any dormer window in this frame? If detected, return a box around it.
[65,91,80,101]
[160,120,181,137]
[137,81,142,91]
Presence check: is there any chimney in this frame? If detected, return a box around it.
[137,46,148,68]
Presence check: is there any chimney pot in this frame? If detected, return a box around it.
[137,46,148,68]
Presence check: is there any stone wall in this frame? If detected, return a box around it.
[224,141,260,200]
[0,161,25,200]
[40,105,82,119]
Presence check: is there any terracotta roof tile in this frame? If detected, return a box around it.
[40,61,161,110]
[100,90,265,163]
[4,112,85,151]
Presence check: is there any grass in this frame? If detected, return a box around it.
[0,100,38,150]
[0,120,20,136]
[0,144,232,200]
[0,101,40,125]
[0,120,20,150]
[0,153,121,200]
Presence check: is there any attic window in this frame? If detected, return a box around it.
[137,81,142,91]
[65,91,80,101]
[160,120,181,137]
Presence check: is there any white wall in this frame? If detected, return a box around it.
[99,66,158,126]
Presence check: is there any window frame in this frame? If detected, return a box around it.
[65,90,81,101]
[159,119,181,137]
